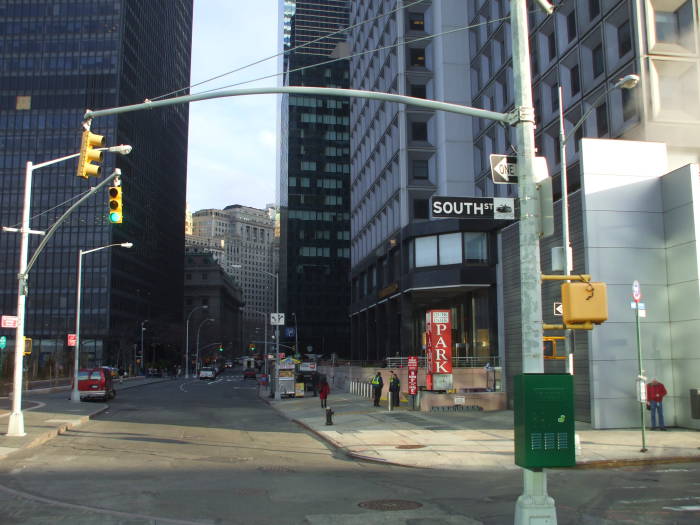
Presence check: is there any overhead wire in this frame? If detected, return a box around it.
[150,0,430,102]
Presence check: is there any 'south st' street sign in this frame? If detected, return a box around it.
[431,196,515,220]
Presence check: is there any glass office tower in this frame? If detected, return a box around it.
[0,1,192,381]
[278,0,351,358]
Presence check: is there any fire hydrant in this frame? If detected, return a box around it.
[325,407,334,426]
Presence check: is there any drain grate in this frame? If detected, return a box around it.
[395,444,426,449]
[358,499,423,511]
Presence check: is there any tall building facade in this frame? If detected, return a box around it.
[191,205,276,348]
[0,1,193,379]
[278,0,352,357]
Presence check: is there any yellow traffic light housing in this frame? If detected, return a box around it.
[23,337,32,356]
[77,129,105,178]
[108,185,123,223]
[561,281,608,328]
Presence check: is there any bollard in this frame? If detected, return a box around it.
[325,407,334,426]
[388,392,393,411]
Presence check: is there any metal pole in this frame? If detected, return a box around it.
[70,250,84,402]
[293,313,299,356]
[558,86,575,376]
[511,1,556,523]
[7,161,34,436]
[185,317,190,379]
[274,273,281,401]
[636,305,647,452]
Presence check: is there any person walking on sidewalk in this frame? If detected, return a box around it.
[319,379,330,408]
[371,372,383,407]
[389,371,401,407]
[647,378,668,430]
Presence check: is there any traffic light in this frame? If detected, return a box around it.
[248,343,255,352]
[561,281,608,328]
[108,185,123,223]
[218,346,224,352]
[76,129,105,178]
[23,337,32,356]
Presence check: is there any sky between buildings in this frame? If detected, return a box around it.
[186,1,279,213]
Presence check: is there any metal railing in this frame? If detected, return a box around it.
[384,356,501,369]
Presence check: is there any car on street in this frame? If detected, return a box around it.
[242,368,257,380]
[77,367,116,401]
[199,367,216,380]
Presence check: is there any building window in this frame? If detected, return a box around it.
[410,83,427,98]
[617,20,632,57]
[547,32,556,61]
[439,233,461,265]
[411,121,428,141]
[566,11,577,42]
[409,48,426,67]
[622,88,636,121]
[595,102,608,136]
[415,235,437,267]
[592,44,604,77]
[202,272,208,280]
[551,84,559,112]
[655,1,693,46]
[412,159,429,179]
[464,232,488,263]
[588,0,600,19]
[413,198,429,219]
[570,64,580,95]
[408,13,425,31]
[185,273,192,280]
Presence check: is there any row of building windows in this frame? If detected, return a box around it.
[408,232,489,268]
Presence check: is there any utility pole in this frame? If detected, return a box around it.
[511,1,556,523]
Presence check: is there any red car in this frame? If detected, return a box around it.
[77,367,116,401]
[242,368,257,380]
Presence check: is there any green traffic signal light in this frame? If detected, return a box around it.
[218,347,223,352]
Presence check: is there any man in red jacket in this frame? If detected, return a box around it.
[646,378,668,430]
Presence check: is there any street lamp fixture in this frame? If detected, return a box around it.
[557,73,640,374]
[185,305,208,378]
[4,144,132,436]
[71,242,133,402]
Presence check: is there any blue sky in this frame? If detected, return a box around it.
[186,1,280,213]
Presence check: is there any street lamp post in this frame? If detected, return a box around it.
[70,242,133,402]
[291,313,299,357]
[232,264,280,400]
[196,318,215,374]
[140,320,148,374]
[245,308,269,377]
[557,74,639,374]
[185,305,208,379]
[3,145,131,436]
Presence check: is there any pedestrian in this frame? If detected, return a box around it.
[371,371,383,407]
[319,379,330,408]
[646,378,668,430]
[389,371,401,407]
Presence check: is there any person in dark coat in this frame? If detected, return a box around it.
[389,371,401,407]
[371,371,383,407]
[319,379,330,408]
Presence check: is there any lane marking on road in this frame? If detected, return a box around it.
[0,400,44,419]
[0,482,205,524]
[662,505,700,511]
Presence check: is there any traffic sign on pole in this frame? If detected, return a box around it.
[430,196,515,220]
[270,313,285,326]
[632,280,641,302]
[1,315,18,328]
[490,154,518,184]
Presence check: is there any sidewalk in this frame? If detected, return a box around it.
[0,376,169,461]
[261,389,700,471]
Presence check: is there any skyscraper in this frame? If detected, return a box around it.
[278,0,352,357]
[0,1,193,378]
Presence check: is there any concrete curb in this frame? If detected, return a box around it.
[573,455,700,469]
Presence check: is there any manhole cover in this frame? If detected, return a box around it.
[395,444,426,449]
[358,499,423,511]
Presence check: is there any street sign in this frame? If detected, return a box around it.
[632,280,641,302]
[270,313,285,325]
[408,356,418,396]
[0,336,6,349]
[1,315,18,328]
[67,333,77,347]
[553,302,563,316]
[284,327,296,337]
[490,154,518,184]
[430,196,515,220]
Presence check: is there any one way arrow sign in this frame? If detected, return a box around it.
[553,302,563,316]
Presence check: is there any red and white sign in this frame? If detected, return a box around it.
[67,333,77,347]
[1,315,18,328]
[426,310,453,374]
[407,356,418,395]
[632,280,641,302]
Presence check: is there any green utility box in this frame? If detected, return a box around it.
[514,373,575,469]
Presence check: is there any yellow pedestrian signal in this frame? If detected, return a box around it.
[108,186,123,223]
[23,337,32,356]
[76,129,105,178]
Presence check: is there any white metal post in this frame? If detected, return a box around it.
[511,0,556,523]
[274,272,280,401]
[71,250,85,402]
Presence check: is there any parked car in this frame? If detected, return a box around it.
[242,368,257,380]
[199,367,216,380]
[77,367,116,401]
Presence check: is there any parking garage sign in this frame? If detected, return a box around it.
[431,196,515,220]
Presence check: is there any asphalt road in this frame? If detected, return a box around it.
[0,369,698,524]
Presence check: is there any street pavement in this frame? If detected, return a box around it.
[0,376,170,460]
[261,387,700,471]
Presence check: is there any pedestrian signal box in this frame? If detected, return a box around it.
[23,337,32,356]
[543,336,566,360]
[514,374,575,469]
[561,281,608,327]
